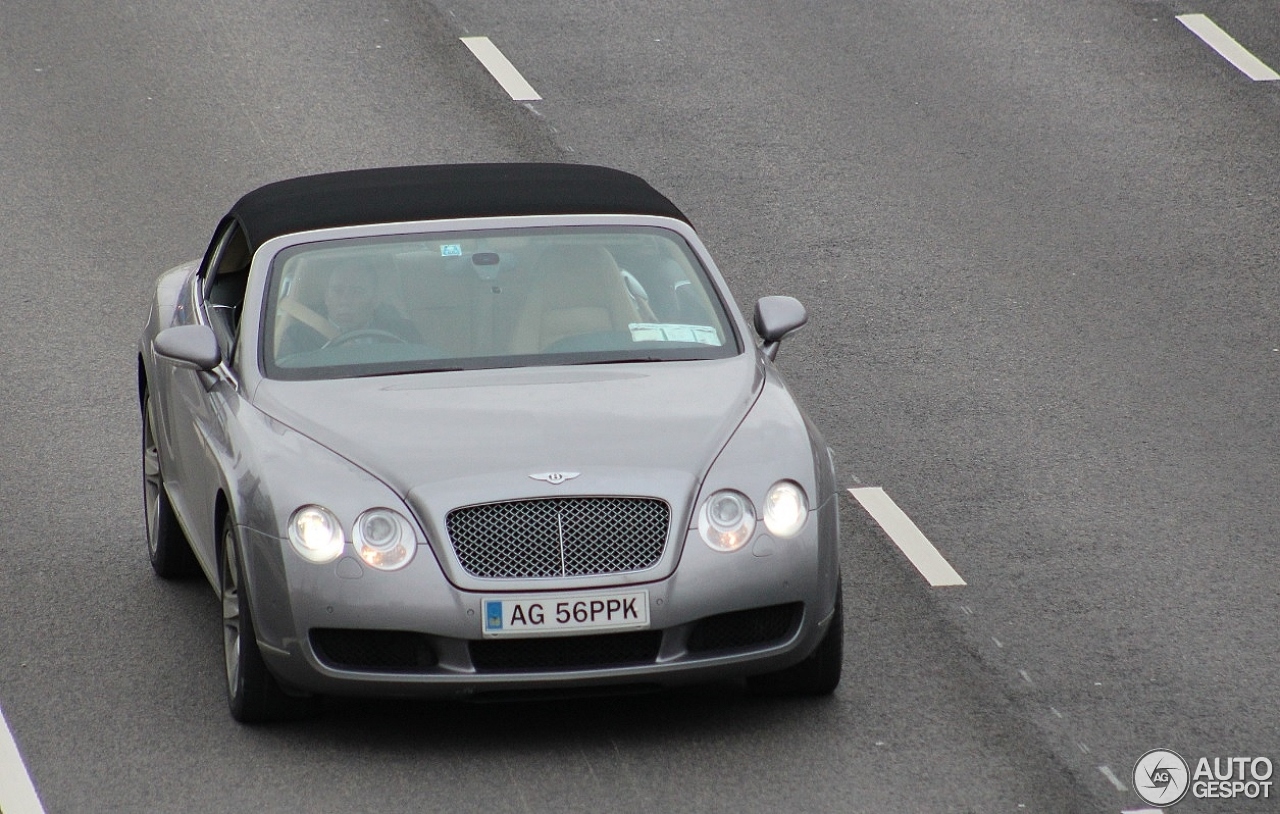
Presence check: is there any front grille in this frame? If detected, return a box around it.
[470,631,663,673]
[686,603,802,654]
[446,497,669,579]
[310,629,437,672]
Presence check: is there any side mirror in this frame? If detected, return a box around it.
[753,296,807,361]
[154,324,222,371]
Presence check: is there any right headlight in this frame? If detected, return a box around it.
[287,505,345,564]
[352,508,416,571]
[698,490,757,552]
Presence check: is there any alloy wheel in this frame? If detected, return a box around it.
[142,396,163,559]
[221,527,242,695]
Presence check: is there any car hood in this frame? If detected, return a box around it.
[250,356,762,501]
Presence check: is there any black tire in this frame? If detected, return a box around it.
[142,390,199,578]
[748,578,844,697]
[220,518,310,723]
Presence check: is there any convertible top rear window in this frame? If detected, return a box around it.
[260,226,740,381]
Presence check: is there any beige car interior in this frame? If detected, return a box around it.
[272,239,717,362]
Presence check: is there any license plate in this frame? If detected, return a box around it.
[481,590,650,638]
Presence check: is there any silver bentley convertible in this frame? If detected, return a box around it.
[138,164,842,722]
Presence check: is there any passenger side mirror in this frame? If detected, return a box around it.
[154,324,222,372]
[753,296,807,361]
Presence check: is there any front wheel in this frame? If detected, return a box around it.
[748,578,843,696]
[142,390,198,578]
[220,518,310,723]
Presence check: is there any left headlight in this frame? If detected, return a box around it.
[353,508,417,571]
[698,490,757,552]
[763,480,808,537]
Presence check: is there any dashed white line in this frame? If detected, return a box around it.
[460,36,542,101]
[0,703,46,814]
[848,487,966,587]
[1177,14,1280,81]
[1098,764,1129,792]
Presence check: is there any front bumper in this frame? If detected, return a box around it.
[239,516,839,699]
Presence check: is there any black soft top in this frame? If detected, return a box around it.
[229,163,690,252]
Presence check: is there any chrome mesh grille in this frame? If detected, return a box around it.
[446,497,669,579]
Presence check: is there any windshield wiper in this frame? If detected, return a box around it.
[566,357,672,366]
[354,366,466,378]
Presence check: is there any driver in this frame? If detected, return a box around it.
[277,259,422,357]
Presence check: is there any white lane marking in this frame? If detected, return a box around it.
[1122,809,1164,814]
[1176,14,1280,81]
[0,703,46,814]
[848,487,966,587]
[1098,764,1129,792]
[460,36,542,101]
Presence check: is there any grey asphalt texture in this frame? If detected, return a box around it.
[1,0,1277,812]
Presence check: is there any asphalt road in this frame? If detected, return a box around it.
[1,1,1277,812]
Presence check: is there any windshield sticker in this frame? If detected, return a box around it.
[440,244,463,257]
[629,323,722,346]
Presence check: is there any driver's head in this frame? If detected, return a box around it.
[324,260,378,331]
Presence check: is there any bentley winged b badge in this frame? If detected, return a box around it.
[529,471,581,485]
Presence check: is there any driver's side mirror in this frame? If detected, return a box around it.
[753,296,807,361]
[154,324,222,372]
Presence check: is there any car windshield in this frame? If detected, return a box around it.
[260,225,739,380]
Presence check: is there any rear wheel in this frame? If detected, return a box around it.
[220,518,309,723]
[142,390,199,578]
[748,578,843,696]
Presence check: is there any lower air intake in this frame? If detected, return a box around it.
[686,603,802,654]
[310,629,437,672]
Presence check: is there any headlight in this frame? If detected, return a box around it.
[353,508,416,571]
[763,481,808,537]
[698,490,756,552]
[288,505,345,564]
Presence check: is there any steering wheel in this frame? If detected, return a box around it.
[322,328,410,349]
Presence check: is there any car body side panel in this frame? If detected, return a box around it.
[689,362,842,613]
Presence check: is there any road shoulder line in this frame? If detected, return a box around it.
[0,702,46,814]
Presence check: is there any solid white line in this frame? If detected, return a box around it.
[0,703,46,814]
[1177,14,1280,81]
[848,487,966,587]
[460,36,542,101]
